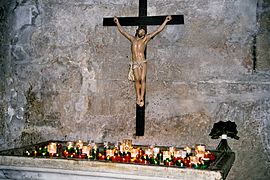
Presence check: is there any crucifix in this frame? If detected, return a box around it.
[103,0,184,136]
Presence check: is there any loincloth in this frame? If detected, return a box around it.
[132,60,147,69]
[128,60,147,81]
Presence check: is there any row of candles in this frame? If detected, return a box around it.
[24,139,216,169]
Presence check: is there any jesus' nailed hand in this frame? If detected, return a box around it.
[114,15,172,107]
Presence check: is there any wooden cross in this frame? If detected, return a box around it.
[103,0,184,136]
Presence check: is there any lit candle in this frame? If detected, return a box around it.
[33,150,38,157]
[153,147,160,158]
[131,148,139,158]
[76,140,84,150]
[66,142,74,150]
[111,155,117,162]
[25,150,31,156]
[106,149,114,157]
[143,159,149,165]
[163,151,170,161]
[181,150,187,158]
[184,146,192,156]
[195,144,206,158]
[82,146,91,156]
[169,147,175,156]
[174,150,182,158]
[190,156,199,165]
[166,161,174,166]
[204,151,216,161]
[99,154,106,161]
[48,143,57,155]
[78,154,86,159]
[145,148,153,156]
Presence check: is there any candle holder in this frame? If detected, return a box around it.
[209,121,239,152]
[216,134,232,152]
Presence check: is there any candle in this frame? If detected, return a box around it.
[184,146,192,155]
[25,150,31,156]
[201,157,210,169]
[82,146,91,156]
[169,147,175,156]
[63,150,69,157]
[174,150,182,158]
[204,151,216,161]
[111,155,117,162]
[78,154,86,159]
[119,144,124,153]
[190,156,199,165]
[181,150,187,158]
[165,161,174,166]
[193,163,200,169]
[106,149,114,157]
[66,142,74,150]
[163,151,170,161]
[99,154,106,161]
[153,147,160,157]
[195,144,206,158]
[131,148,139,158]
[48,143,57,154]
[145,148,153,156]
[33,150,38,157]
[76,140,84,149]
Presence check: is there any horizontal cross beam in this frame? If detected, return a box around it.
[103,15,184,26]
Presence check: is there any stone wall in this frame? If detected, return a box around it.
[0,0,269,179]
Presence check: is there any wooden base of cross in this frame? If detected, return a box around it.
[136,102,145,136]
[103,0,184,136]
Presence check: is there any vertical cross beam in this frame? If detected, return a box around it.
[136,0,147,136]
[103,0,184,136]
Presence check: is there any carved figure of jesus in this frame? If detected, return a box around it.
[114,16,172,107]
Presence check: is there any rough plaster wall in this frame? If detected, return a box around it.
[0,0,269,179]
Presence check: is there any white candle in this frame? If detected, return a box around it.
[163,151,170,160]
[106,149,114,157]
[145,148,153,156]
[82,146,91,156]
[174,150,182,158]
[76,140,84,149]
[153,147,160,157]
[131,148,139,158]
[48,143,57,154]
[195,144,206,158]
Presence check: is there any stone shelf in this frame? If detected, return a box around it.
[0,141,235,180]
